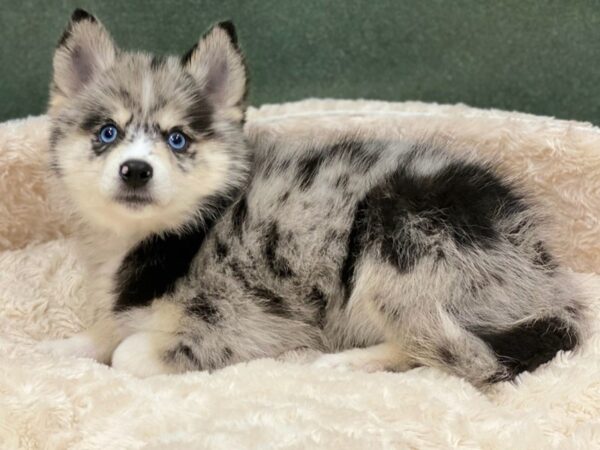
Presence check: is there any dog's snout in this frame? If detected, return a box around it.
[119,160,153,188]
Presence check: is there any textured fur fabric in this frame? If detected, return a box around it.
[1,99,600,449]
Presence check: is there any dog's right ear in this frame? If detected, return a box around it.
[50,9,116,108]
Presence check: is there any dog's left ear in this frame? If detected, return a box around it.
[183,21,247,119]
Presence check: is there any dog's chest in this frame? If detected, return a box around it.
[77,232,133,306]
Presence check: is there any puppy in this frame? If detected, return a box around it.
[42,9,587,388]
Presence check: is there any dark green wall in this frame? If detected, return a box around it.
[1,1,599,123]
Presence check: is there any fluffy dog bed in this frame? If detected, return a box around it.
[1,99,600,449]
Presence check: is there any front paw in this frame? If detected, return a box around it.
[37,334,100,360]
[276,347,323,364]
[111,332,176,377]
[312,351,388,373]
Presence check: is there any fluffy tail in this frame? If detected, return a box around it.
[472,317,580,382]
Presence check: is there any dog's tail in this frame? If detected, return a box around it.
[471,316,580,382]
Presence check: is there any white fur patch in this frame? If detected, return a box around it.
[111,332,176,377]
[38,334,100,360]
[313,342,412,373]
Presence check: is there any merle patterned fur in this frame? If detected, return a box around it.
[44,10,587,388]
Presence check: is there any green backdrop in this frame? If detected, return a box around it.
[1,0,599,123]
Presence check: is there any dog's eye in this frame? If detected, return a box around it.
[166,131,188,152]
[98,124,118,144]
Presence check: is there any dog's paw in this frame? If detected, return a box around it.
[111,332,176,377]
[276,347,323,364]
[312,351,388,373]
[37,334,99,360]
[312,343,412,373]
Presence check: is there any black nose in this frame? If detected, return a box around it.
[119,160,153,188]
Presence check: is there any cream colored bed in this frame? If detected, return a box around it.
[1,100,599,449]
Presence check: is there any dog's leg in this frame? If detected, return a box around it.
[109,300,233,377]
[111,330,237,377]
[37,316,122,364]
[395,310,504,388]
[111,331,178,376]
[326,260,504,388]
[313,342,412,373]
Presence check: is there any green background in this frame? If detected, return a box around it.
[1,0,599,123]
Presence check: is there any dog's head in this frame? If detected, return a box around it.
[48,10,249,235]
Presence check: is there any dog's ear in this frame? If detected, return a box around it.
[182,21,247,120]
[51,9,116,106]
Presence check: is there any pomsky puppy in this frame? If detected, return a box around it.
[41,9,587,388]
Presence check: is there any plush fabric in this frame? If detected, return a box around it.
[1,100,599,449]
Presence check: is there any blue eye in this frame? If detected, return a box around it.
[98,124,118,144]
[167,131,188,152]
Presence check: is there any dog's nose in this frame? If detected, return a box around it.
[119,160,153,188]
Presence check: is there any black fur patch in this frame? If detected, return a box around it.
[181,43,198,66]
[307,286,327,328]
[253,285,290,318]
[49,159,62,174]
[49,127,65,173]
[468,276,488,295]
[227,260,249,286]
[340,203,368,306]
[187,293,221,325]
[57,29,72,48]
[150,55,166,71]
[185,89,214,137]
[230,196,248,238]
[295,142,379,192]
[438,347,457,365]
[114,230,206,312]
[227,261,291,319]
[297,151,327,191]
[49,127,64,147]
[341,156,524,305]
[214,238,229,261]
[58,9,97,47]
[71,9,96,23]
[173,344,203,369]
[565,304,582,320]
[331,141,379,173]
[533,241,558,270]
[335,174,350,190]
[491,272,505,285]
[217,20,238,47]
[367,160,523,265]
[182,21,239,64]
[472,317,578,380]
[435,248,446,262]
[279,191,290,204]
[113,191,237,312]
[263,222,295,278]
[222,346,233,361]
[81,110,110,132]
[262,158,290,178]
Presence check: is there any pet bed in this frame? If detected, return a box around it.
[1,99,599,449]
